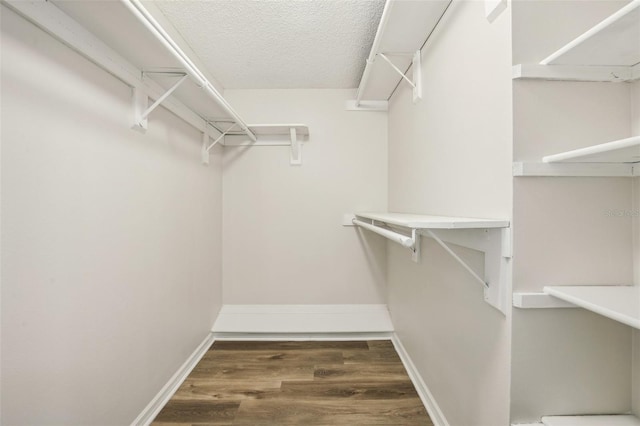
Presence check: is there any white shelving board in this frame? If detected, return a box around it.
[49,0,232,121]
[542,415,640,426]
[356,0,450,101]
[355,212,511,314]
[543,285,640,329]
[543,136,640,164]
[541,0,640,67]
[355,212,509,229]
[513,0,640,82]
[513,136,640,176]
[8,0,314,158]
[514,285,640,329]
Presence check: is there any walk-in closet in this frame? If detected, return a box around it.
[1,0,639,425]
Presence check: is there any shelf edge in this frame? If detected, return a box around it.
[513,162,635,177]
[543,286,640,329]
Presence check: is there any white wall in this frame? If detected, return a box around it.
[1,8,223,425]
[222,89,387,304]
[511,1,636,422]
[631,80,640,416]
[387,2,513,425]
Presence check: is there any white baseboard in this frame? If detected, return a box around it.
[212,304,394,333]
[212,331,394,341]
[391,334,450,426]
[131,332,215,426]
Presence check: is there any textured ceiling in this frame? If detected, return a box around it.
[154,0,385,89]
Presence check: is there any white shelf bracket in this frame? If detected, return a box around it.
[132,74,188,131]
[201,127,210,165]
[423,227,512,314]
[411,228,421,263]
[131,87,148,132]
[426,230,487,289]
[208,123,237,151]
[485,0,507,22]
[377,51,422,103]
[290,127,301,166]
[201,122,237,165]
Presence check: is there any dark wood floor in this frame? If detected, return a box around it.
[152,340,433,425]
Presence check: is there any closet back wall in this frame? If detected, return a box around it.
[1,8,223,425]
[222,90,387,305]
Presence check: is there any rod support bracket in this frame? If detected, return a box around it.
[131,87,148,132]
[411,229,421,263]
[411,50,422,103]
[377,50,422,104]
[201,127,210,165]
[290,128,301,166]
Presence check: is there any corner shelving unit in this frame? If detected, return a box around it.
[6,0,309,166]
[351,212,511,313]
[512,1,640,424]
[346,0,451,111]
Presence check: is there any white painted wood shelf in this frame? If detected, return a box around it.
[542,414,640,426]
[350,0,450,108]
[6,0,308,164]
[353,212,511,314]
[513,0,640,82]
[514,285,640,329]
[355,212,509,229]
[543,136,640,164]
[514,136,640,176]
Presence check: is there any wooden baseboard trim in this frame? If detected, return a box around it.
[130,332,215,426]
[391,334,450,426]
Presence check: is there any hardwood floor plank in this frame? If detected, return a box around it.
[188,364,314,381]
[200,349,343,365]
[152,400,239,424]
[342,348,402,364]
[172,380,282,401]
[278,380,419,400]
[210,341,369,351]
[367,340,395,350]
[313,364,412,381]
[232,399,433,425]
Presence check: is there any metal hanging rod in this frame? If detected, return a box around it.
[354,0,394,107]
[120,0,257,142]
[352,219,415,249]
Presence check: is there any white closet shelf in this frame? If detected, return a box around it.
[354,212,509,229]
[514,285,640,329]
[349,0,451,109]
[353,212,511,314]
[543,136,640,164]
[6,0,307,165]
[513,136,640,176]
[513,0,640,82]
[542,414,640,426]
